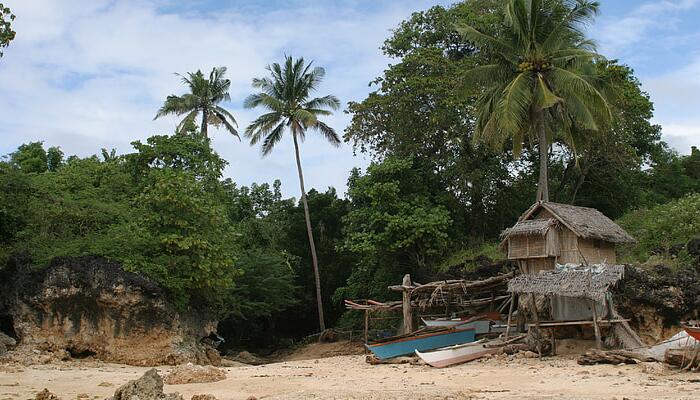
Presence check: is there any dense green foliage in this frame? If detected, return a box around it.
[458,0,611,202]
[1,0,698,347]
[617,193,700,263]
[335,157,455,301]
[0,3,14,58]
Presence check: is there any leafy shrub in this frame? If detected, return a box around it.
[617,193,700,263]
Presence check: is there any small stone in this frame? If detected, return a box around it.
[191,395,217,400]
[35,389,60,400]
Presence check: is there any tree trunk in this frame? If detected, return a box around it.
[570,161,591,204]
[535,112,549,202]
[292,133,325,332]
[201,108,208,138]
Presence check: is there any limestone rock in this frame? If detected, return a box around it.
[228,351,264,365]
[112,369,182,400]
[0,331,16,347]
[164,363,226,385]
[0,256,219,366]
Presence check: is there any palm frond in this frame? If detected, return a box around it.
[460,64,511,93]
[304,95,340,110]
[548,66,611,123]
[261,122,286,156]
[243,93,285,112]
[244,112,283,144]
[312,121,341,146]
[176,110,199,133]
[455,23,518,62]
[212,109,240,139]
[497,71,534,136]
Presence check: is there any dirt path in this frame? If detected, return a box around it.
[1,354,698,400]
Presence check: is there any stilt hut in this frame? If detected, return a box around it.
[501,202,635,274]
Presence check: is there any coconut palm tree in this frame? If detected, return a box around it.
[244,55,340,331]
[155,67,239,139]
[458,0,611,202]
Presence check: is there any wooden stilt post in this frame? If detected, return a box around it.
[364,309,369,345]
[505,293,516,339]
[402,274,414,334]
[591,299,602,349]
[529,293,542,358]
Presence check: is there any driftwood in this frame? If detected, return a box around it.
[577,349,646,365]
[484,334,527,348]
[665,347,700,371]
[365,355,417,365]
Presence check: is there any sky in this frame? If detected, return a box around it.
[0,0,699,198]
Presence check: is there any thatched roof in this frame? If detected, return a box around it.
[507,264,625,301]
[505,202,635,244]
[500,218,558,239]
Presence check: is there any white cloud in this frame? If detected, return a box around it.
[0,0,446,196]
[592,0,700,155]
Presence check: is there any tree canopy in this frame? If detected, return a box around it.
[155,67,239,139]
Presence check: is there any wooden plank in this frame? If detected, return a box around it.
[527,319,629,328]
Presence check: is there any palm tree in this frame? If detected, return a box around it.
[155,67,239,139]
[244,56,340,331]
[458,0,611,202]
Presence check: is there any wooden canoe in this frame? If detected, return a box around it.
[682,324,700,341]
[366,327,476,360]
[415,340,498,368]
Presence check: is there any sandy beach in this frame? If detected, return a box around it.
[2,346,699,400]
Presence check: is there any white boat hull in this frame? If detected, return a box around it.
[416,341,498,368]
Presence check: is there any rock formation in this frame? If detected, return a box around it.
[0,256,220,365]
[112,369,182,400]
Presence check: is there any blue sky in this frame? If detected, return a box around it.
[0,0,698,198]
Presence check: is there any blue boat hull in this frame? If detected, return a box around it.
[366,328,476,360]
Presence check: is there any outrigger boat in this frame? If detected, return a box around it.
[366,327,476,360]
[415,339,498,368]
[421,312,502,334]
[682,322,700,341]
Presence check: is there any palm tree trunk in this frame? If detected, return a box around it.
[292,132,326,332]
[535,111,549,202]
[201,108,208,138]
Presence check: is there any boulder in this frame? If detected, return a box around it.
[112,369,182,400]
[688,237,700,257]
[163,363,226,385]
[0,256,219,366]
[0,331,16,347]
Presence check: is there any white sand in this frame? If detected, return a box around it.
[1,353,698,400]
